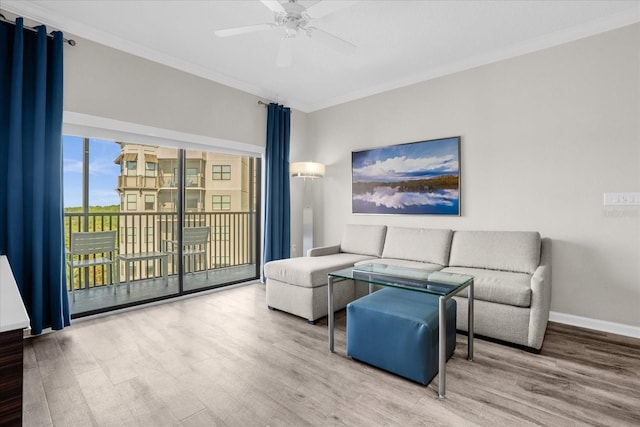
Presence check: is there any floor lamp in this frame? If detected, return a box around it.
[290,161,325,256]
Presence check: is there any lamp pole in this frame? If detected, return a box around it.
[290,162,325,257]
[302,177,314,256]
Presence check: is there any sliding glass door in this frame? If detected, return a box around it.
[64,136,260,317]
[182,150,259,292]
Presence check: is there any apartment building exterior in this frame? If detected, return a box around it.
[114,143,257,278]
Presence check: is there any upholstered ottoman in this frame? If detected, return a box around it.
[346,287,456,385]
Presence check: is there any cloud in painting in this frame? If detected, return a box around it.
[353,187,458,209]
[353,155,458,182]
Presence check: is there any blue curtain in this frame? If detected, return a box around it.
[262,103,291,278]
[0,18,70,334]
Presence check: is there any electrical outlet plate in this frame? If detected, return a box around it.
[603,192,640,206]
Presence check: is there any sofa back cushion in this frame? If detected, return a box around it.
[340,224,387,257]
[448,231,541,274]
[382,227,453,266]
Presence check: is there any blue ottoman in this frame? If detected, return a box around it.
[346,287,456,385]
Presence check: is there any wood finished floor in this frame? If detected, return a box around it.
[24,283,640,427]
[70,265,257,315]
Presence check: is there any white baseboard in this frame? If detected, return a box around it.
[549,311,640,339]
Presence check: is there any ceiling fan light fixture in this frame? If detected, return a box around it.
[274,13,287,26]
[217,0,357,65]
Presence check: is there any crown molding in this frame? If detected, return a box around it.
[4,1,639,113]
[1,0,293,108]
[305,8,640,112]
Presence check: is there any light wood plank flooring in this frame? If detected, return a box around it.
[24,283,640,426]
[70,265,257,315]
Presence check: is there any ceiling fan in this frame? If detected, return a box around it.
[215,0,357,67]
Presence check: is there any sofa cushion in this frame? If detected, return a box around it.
[354,258,443,272]
[264,253,376,288]
[448,231,541,274]
[441,266,532,307]
[381,227,452,266]
[340,224,387,257]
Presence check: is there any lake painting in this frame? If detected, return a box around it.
[352,137,461,215]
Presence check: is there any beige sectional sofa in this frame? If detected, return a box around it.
[264,224,552,351]
[265,225,387,323]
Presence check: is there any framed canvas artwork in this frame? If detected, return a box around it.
[351,136,461,215]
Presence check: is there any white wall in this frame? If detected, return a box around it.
[304,24,640,329]
[64,36,308,150]
[62,34,311,260]
[289,112,309,257]
[52,21,640,331]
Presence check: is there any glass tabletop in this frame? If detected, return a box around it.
[328,263,473,297]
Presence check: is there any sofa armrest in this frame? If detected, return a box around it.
[307,245,341,257]
[528,238,552,349]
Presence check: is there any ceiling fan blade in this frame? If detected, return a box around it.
[276,36,294,68]
[215,23,276,37]
[305,0,358,19]
[260,0,286,14]
[308,27,356,55]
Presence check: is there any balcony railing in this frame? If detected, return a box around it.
[157,174,205,189]
[64,211,257,292]
[117,175,160,190]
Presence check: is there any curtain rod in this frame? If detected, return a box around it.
[0,13,76,46]
[258,100,291,109]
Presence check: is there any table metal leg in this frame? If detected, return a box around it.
[125,261,131,294]
[113,261,118,295]
[328,275,335,353]
[163,256,168,286]
[468,279,474,361]
[438,295,446,399]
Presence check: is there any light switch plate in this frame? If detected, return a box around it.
[603,192,640,206]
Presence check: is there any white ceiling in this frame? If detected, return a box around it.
[3,0,639,113]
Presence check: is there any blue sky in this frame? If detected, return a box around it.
[352,137,460,183]
[63,136,121,207]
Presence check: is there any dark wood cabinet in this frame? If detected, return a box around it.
[1,256,29,426]
[0,329,24,426]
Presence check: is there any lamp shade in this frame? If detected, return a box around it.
[290,161,325,178]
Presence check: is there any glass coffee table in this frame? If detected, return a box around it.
[328,263,474,399]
